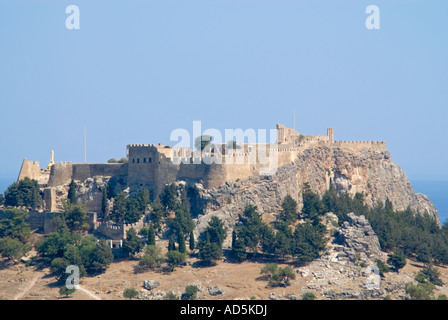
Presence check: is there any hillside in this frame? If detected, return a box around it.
[0,143,444,301]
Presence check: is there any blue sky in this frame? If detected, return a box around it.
[0,0,447,189]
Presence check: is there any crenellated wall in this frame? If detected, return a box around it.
[18,124,388,205]
[47,162,73,187]
[332,140,386,151]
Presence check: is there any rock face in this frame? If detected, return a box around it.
[194,145,439,239]
[48,144,439,241]
[294,146,438,221]
[333,213,383,265]
[194,163,299,243]
[143,280,160,291]
[296,212,389,300]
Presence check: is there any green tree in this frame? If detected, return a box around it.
[302,292,316,300]
[415,263,443,287]
[376,259,390,277]
[64,203,89,232]
[123,287,139,300]
[260,263,278,280]
[272,229,292,259]
[198,233,222,266]
[231,229,246,262]
[101,186,108,216]
[170,188,195,237]
[197,217,226,266]
[236,205,265,253]
[182,285,198,300]
[50,257,70,282]
[123,228,143,258]
[63,244,86,277]
[203,216,226,248]
[165,291,179,300]
[149,197,165,231]
[189,231,195,251]
[292,221,326,263]
[0,208,31,242]
[168,235,176,252]
[166,250,186,271]
[405,282,435,300]
[36,229,81,262]
[387,249,407,272]
[110,192,127,223]
[301,183,324,221]
[59,285,76,298]
[277,195,298,225]
[160,184,178,211]
[268,266,296,287]
[140,224,156,246]
[4,177,42,209]
[85,239,113,274]
[177,229,187,254]
[0,237,31,263]
[138,245,163,271]
[68,180,77,205]
[78,234,98,269]
[171,203,195,237]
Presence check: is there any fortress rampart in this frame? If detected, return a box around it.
[46,162,127,187]
[332,140,386,151]
[13,123,390,240]
[17,123,387,212]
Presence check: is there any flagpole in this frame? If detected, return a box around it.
[84,125,87,163]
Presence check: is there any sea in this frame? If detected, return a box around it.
[0,176,447,224]
[411,180,448,225]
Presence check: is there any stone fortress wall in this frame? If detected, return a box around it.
[18,123,386,199]
[15,123,387,239]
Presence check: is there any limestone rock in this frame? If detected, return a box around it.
[193,145,439,242]
[208,286,223,296]
[334,213,383,265]
[143,280,160,291]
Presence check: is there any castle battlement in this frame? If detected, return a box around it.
[53,161,73,166]
[19,123,387,201]
[332,140,386,151]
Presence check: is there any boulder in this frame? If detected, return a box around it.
[143,280,160,291]
[208,286,223,296]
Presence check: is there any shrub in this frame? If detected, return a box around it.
[123,287,139,300]
[182,285,198,300]
[302,292,316,300]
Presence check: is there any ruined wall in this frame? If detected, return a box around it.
[96,214,146,239]
[17,159,41,181]
[17,159,50,186]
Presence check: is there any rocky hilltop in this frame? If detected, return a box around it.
[43,143,439,242]
[194,145,439,239]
